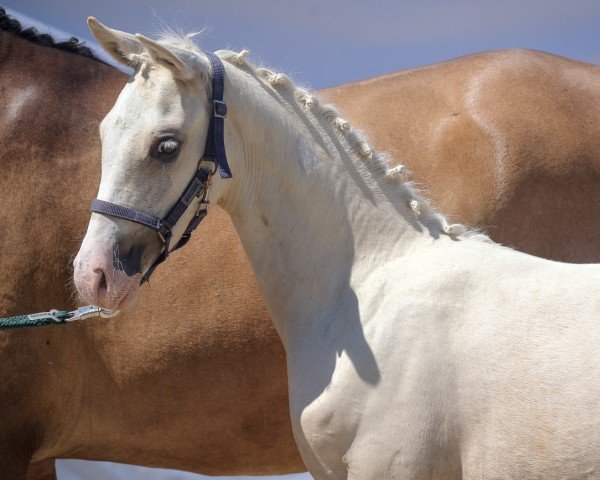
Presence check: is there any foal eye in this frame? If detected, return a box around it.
[156,139,180,157]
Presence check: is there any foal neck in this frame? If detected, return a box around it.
[220,63,453,336]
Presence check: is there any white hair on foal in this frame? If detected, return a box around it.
[143,34,482,240]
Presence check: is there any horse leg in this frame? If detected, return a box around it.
[26,459,56,480]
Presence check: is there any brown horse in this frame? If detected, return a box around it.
[3,10,600,480]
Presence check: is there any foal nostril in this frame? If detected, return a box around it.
[114,242,146,277]
[92,267,108,300]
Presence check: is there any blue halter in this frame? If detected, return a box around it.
[90,51,232,283]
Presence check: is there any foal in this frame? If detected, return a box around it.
[76,19,600,480]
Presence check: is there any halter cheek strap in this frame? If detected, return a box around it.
[90,51,231,284]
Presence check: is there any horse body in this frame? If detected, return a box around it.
[78,24,600,479]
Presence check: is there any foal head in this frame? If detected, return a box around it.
[74,19,234,309]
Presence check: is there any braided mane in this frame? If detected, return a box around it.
[0,7,104,62]
[153,35,488,241]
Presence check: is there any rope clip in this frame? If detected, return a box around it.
[67,306,119,322]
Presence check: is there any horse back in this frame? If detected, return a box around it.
[322,49,600,263]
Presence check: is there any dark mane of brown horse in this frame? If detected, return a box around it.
[0,7,103,62]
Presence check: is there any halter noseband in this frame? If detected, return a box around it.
[90,51,232,284]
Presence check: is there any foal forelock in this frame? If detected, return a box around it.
[150,34,485,241]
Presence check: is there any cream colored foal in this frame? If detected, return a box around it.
[75,19,600,480]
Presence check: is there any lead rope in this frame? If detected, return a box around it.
[0,306,119,330]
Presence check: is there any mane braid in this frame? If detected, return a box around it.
[0,7,105,63]
[158,35,485,241]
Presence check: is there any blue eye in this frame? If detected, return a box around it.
[157,139,179,156]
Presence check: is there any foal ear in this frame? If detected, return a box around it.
[88,17,141,67]
[135,34,192,81]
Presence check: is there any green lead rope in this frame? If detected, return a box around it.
[0,306,119,330]
[0,310,72,329]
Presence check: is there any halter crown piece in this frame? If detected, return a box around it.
[90,51,232,284]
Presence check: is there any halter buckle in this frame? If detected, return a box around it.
[213,100,228,118]
[195,200,210,217]
[157,223,172,244]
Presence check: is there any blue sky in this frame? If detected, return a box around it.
[7,1,600,479]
